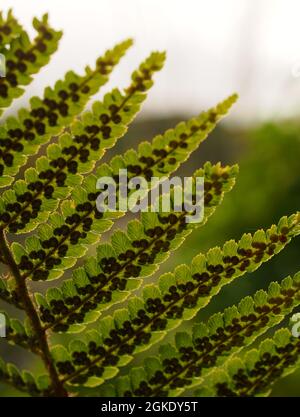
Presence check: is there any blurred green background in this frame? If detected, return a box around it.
[1,114,300,396]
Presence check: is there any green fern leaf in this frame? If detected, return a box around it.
[0,13,62,115]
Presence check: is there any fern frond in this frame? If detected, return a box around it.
[0,274,23,309]
[0,52,165,234]
[1,14,296,398]
[0,10,23,52]
[103,272,300,397]
[194,327,300,397]
[1,311,38,353]
[0,39,132,187]
[0,356,50,396]
[10,95,237,282]
[0,13,62,115]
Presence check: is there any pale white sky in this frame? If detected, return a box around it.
[2,0,300,123]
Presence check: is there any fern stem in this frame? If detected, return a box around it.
[0,230,68,397]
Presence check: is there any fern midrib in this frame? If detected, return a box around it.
[2,85,137,230]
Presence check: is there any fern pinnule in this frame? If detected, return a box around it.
[0,273,23,308]
[1,11,299,398]
[0,12,62,116]
[0,10,23,50]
